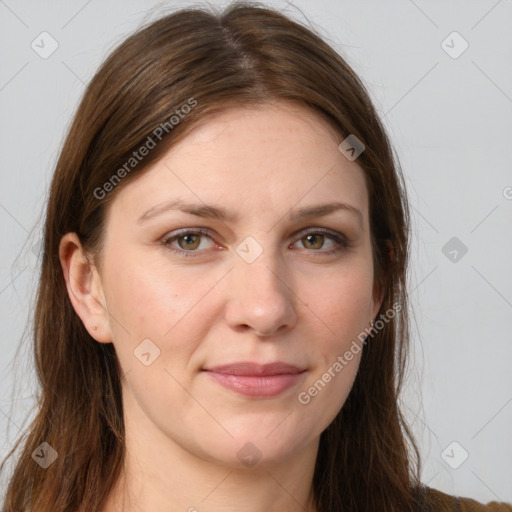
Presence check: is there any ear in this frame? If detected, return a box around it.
[59,232,112,343]
[370,239,394,320]
[371,284,384,322]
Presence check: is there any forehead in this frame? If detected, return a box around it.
[182,101,341,146]
[108,101,369,228]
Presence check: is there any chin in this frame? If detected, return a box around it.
[192,426,306,470]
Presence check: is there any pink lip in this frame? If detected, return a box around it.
[205,362,304,376]
[202,362,306,398]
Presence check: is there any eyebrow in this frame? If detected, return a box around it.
[137,199,363,227]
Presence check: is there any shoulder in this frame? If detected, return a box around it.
[421,486,512,512]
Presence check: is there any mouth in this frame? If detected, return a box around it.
[202,361,307,398]
[203,361,305,376]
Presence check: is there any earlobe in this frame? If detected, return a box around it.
[58,233,112,343]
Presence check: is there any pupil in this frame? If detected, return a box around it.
[306,234,322,249]
[182,234,198,249]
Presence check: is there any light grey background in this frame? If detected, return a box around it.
[1,0,511,503]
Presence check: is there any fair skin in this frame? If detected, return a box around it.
[59,101,382,512]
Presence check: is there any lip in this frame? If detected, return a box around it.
[202,362,306,398]
[204,362,304,376]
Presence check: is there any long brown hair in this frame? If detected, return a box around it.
[1,1,422,510]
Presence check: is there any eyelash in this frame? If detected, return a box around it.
[161,228,351,258]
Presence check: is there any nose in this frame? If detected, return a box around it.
[224,247,297,338]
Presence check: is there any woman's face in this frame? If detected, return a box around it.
[88,101,381,468]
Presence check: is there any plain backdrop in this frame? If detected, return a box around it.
[1,0,511,503]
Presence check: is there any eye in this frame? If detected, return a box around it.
[291,229,351,256]
[162,228,216,257]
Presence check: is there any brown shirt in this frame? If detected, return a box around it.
[423,487,512,511]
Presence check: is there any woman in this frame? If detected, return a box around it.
[1,2,510,511]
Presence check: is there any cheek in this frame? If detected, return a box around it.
[103,252,201,334]
[296,260,372,411]
[103,255,224,374]
[296,339,362,432]
[303,261,374,341]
